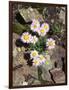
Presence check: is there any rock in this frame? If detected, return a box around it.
[13,51,26,68]
[57,59,63,69]
[41,69,52,82]
[13,47,18,57]
[29,66,38,80]
[13,67,25,86]
[59,7,65,24]
[27,78,34,85]
[13,33,19,57]
[13,33,26,68]
[27,74,40,85]
[13,52,38,86]
[13,33,19,49]
[15,65,38,81]
[38,55,54,82]
[32,80,41,85]
[50,68,65,84]
[48,45,65,59]
[19,7,44,23]
[40,45,66,82]
[13,33,25,57]
[22,81,28,85]
[48,45,65,69]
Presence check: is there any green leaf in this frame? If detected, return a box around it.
[29,36,46,53]
[52,22,61,34]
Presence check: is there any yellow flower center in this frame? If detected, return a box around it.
[32,52,37,57]
[44,24,48,29]
[40,29,45,33]
[23,35,29,41]
[48,41,54,46]
[34,25,37,29]
[34,60,38,64]
[40,56,44,60]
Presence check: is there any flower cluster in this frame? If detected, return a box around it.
[31,19,49,36]
[20,19,56,66]
[31,19,40,32]
[30,50,46,66]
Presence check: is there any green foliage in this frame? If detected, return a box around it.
[29,37,46,53]
[52,22,61,34]
[13,23,30,35]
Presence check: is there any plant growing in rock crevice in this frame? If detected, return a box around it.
[18,19,56,67]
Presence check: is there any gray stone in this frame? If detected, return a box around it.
[19,7,44,22]
[29,66,38,80]
[41,69,52,82]
[13,33,19,57]
[13,33,26,68]
[13,51,26,68]
[13,33,19,49]
[32,80,41,85]
[50,68,65,83]
[13,67,25,86]
[38,55,54,82]
[28,78,34,85]
[48,45,65,69]
[13,47,18,57]
[59,7,65,24]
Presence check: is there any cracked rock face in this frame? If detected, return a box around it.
[13,67,25,86]
[13,33,66,86]
[41,57,53,82]
[48,45,65,69]
[50,68,65,83]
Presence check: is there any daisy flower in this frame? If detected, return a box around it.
[21,32,32,43]
[38,55,46,64]
[37,27,47,36]
[32,55,46,66]
[33,57,40,66]
[41,23,49,33]
[46,38,55,49]
[30,35,38,44]
[30,50,38,59]
[31,19,40,32]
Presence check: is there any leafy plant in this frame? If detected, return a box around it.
[52,22,62,34]
[29,36,46,53]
